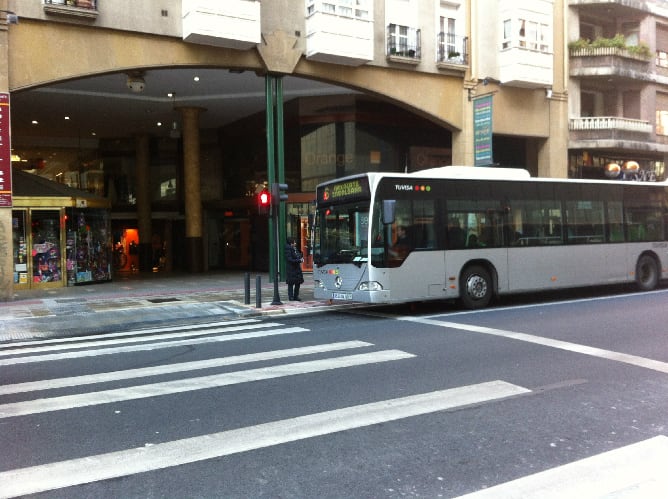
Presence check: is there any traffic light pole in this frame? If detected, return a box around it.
[266,74,286,305]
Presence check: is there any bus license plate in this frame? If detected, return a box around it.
[332,292,352,300]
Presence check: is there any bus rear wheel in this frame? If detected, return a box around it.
[636,255,659,291]
[460,265,493,309]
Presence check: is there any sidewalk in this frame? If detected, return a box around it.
[0,271,344,343]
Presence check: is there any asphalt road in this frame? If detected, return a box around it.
[2,286,668,498]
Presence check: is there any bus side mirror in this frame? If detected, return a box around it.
[382,200,396,225]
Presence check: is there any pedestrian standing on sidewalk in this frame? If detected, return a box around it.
[285,237,304,301]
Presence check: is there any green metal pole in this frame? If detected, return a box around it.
[276,76,287,281]
[265,75,276,282]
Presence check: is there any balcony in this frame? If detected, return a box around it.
[305,11,373,66]
[570,46,652,81]
[436,33,468,70]
[43,0,98,20]
[569,116,655,149]
[387,25,421,65]
[182,0,261,50]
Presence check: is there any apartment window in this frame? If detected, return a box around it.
[502,18,549,53]
[658,50,668,68]
[502,19,512,49]
[657,110,668,136]
[306,0,369,19]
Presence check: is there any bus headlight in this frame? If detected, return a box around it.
[358,281,383,291]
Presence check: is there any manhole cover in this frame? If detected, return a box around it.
[147,297,180,304]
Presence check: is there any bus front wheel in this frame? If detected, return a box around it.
[460,265,493,309]
[636,255,659,291]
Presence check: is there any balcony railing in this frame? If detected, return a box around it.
[569,46,651,62]
[387,25,421,61]
[44,0,96,8]
[569,116,653,133]
[44,0,98,19]
[436,33,468,65]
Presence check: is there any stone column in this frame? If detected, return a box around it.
[180,107,204,272]
[135,134,152,271]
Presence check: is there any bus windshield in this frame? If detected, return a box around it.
[314,201,370,266]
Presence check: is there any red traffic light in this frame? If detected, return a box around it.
[258,189,271,215]
[259,190,270,206]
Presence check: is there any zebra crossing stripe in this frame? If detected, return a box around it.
[0,318,260,350]
[0,350,416,418]
[0,380,530,498]
[0,326,309,366]
[454,435,668,499]
[0,341,374,395]
[0,320,279,357]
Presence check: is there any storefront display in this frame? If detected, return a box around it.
[12,210,28,284]
[66,208,111,284]
[12,168,112,289]
[31,210,62,284]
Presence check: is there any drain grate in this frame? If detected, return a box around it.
[147,297,181,304]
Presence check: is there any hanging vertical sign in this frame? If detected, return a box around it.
[0,93,11,207]
[473,94,493,166]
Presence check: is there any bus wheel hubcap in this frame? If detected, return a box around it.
[466,275,487,299]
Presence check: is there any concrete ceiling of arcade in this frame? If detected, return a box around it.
[7,22,463,154]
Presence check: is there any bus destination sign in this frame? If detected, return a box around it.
[318,177,370,204]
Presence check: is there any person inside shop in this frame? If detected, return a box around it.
[285,236,305,301]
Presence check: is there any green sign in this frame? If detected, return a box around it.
[473,94,493,166]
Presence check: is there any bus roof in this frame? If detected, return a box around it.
[317,165,668,190]
[412,165,531,180]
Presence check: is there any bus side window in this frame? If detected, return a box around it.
[447,217,466,249]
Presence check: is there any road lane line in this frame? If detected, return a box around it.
[0,321,279,357]
[0,380,530,498]
[455,435,668,499]
[0,341,374,395]
[0,318,260,350]
[0,326,309,366]
[401,317,668,374]
[0,350,415,418]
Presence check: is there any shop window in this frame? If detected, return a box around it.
[31,210,63,284]
[66,208,112,284]
[12,210,28,285]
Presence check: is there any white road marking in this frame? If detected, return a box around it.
[420,288,668,319]
[0,350,415,418]
[455,435,668,499]
[0,320,277,357]
[0,380,530,498]
[0,341,374,395]
[0,326,309,366]
[401,316,668,374]
[0,318,260,350]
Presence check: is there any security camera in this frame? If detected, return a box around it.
[127,76,145,93]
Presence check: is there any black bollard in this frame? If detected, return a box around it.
[244,272,251,305]
[255,275,262,308]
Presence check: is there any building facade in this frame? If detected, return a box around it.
[0,0,595,299]
[568,0,668,182]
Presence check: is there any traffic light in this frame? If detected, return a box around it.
[257,189,271,215]
[271,182,288,208]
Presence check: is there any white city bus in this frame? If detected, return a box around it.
[312,166,668,308]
